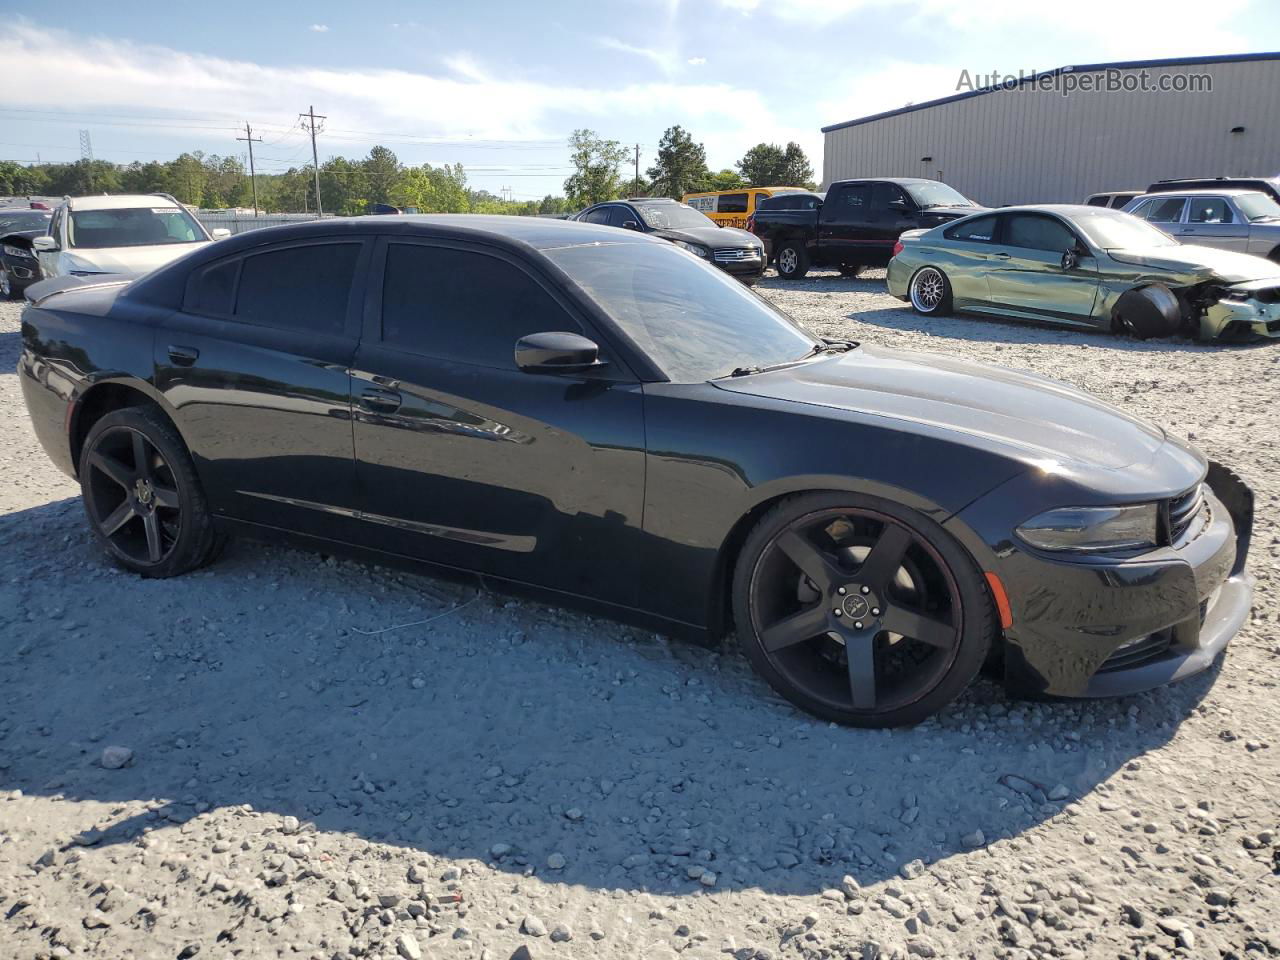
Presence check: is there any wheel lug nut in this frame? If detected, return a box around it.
[833,608,842,616]
[854,621,863,629]
[871,608,881,616]
[861,586,870,594]
[837,586,846,595]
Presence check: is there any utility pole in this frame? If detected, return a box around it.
[634,143,640,195]
[79,130,95,192]
[300,105,326,217]
[236,122,263,216]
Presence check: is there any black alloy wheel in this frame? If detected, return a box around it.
[733,492,995,727]
[80,405,221,577]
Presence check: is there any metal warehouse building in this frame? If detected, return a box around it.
[821,53,1280,206]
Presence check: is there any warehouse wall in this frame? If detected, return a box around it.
[821,58,1280,206]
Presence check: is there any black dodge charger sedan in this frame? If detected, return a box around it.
[18,216,1254,726]
[572,197,766,282]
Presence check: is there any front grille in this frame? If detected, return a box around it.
[1168,484,1207,544]
[1097,631,1173,673]
[712,248,761,263]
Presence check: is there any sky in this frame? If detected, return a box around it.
[3,1,1279,201]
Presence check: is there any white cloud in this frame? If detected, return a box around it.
[309,24,329,33]
[687,56,707,66]
[597,37,681,76]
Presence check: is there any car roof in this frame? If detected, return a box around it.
[66,194,186,211]
[1133,188,1265,198]
[832,177,942,187]
[958,204,1130,218]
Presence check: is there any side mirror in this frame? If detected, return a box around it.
[621,220,641,231]
[1061,248,1079,271]
[210,228,231,240]
[515,331,604,374]
[32,235,58,252]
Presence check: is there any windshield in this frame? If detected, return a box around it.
[904,182,977,209]
[1235,192,1280,222]
[68,206,206,249]
[546,242,820,383]
[0,211,52,234]
[1072,209,1179,249]
[634,203,716,231]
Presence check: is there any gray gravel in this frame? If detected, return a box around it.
[1,274,1278,959]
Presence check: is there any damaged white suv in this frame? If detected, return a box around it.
[33,194,228,281]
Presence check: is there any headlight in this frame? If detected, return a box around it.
[673,240,708,258]
[1016,503,1159,553]
[2,244,33,259]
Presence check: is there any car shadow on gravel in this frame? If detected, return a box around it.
[1,496,1221,897]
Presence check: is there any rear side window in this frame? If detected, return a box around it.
[1086,195,1109,207]
[381,243,582,368]
[718,193,748,214]
[753,192,770,210]
[944,215,998,242]
[759,195,793,210]
[1187,198,1233,223]
[186,258,239,315]
[235,243,360,335]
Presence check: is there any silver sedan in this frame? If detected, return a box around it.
[1122,189,1280,261]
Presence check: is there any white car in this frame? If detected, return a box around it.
[32,194,229,281]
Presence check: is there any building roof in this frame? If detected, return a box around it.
[821,52,1280,134]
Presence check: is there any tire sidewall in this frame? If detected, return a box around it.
[731,490,994,727]
[79,405,215,578]
[776,241,808,279]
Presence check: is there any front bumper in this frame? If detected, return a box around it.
[1201,297,1280,340]
[712,255,766,281]
[962,462,1254,699]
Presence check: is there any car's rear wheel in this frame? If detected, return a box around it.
[775,241,810,280]
[908,266,952,315]
[80,405,222,578]
[733,492,995,727]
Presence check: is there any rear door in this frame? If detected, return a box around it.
[155,237,369,537]
[818,182,871,264]
[348,238,647,605]
[986,213,1099,322]
[1181,196,1250,252]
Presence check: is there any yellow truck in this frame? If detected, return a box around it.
[681,187,807,229]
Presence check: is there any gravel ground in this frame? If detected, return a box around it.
[1,273,1277,960]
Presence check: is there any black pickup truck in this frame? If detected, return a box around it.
[750,178,985,279]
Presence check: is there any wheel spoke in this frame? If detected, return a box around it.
[856,523,912,588]
[760,603,831,652]
[151,484,180,510]
[844,629,877,709]
[882,606,956,649]
[132,432,152,480]
[142,511,163,562]
[89,451,134,490]
[775,530,843,591]
[100,500,137,537]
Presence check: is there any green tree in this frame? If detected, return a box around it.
[697,168,745,192]
[165,153,209,206]
[646,125,708,199]
[361,146,401,205]
[0,161,48,195]
[563,129,629,209]
[321,156,368,215]
[779,142,815,187]
[737,141,814,187]
[537,194,570,215]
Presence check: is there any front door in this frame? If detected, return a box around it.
[349,238,647,607]
[154,238,369,537]
[865,182,918,264]
[817,182,872,265]
[986,213,1100,322]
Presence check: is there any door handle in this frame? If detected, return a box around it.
[167,345,199,366]
[359,387,402,412]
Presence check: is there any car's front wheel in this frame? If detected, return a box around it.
[908,266,952,315]
[774,241,809,280]
[733,492,995,727]
[80,405,222,578]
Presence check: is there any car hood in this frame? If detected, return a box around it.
[59,241,209,277]
[1108,244,1280,283]
[653,225,759,248]
[713,345,1204,486]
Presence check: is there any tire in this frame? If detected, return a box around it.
[838,264,864,278]
[0,266,15,300]
[79,405,222,578]
[908,266,952,315]
[732,491,996,727]
[774,240,810,280]
[1111,284,1180,340]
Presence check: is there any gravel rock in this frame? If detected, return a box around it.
[100,746,133,770]
[396,933,423,960]
[521,915,548,937]
[549,922,573,942]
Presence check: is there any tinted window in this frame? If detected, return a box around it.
[759,195,793,210]
[1110,194,1136,209]
[828,184,869,221]
[1143,198,1186,223]
[186,258,239,315]
[753,192,770,210]
[945,214,998,242]
[580,208,610,225]
[606,206,636,228]
[870,182,909,215]
[1187,198,1233,223]
[1004,214,1078,252]
[382,243,581,368]
[545,243,817,383]
[235,243,359,335]
[1086,195,1109,207]
[718,193,749,214]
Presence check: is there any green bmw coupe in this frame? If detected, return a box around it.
[887,204,1280,341]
